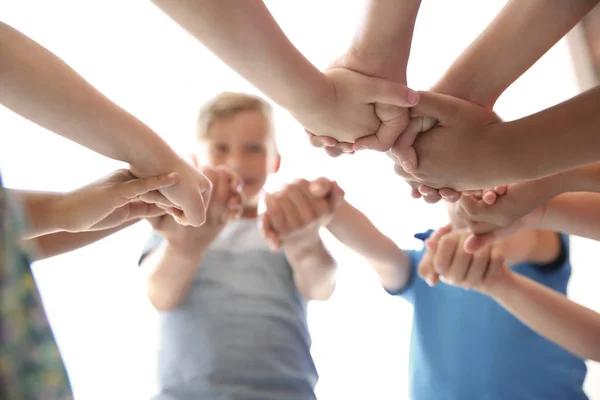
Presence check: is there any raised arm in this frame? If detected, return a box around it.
[391,0,599,192]
[0,22,210,226]
[433,0,600,108]
[326,200,410,293]
[150,0,417,147]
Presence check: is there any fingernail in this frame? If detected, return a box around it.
[401,161,414,172]
[427,274,435,286]
[407,89,419,105]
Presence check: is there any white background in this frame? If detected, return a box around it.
[1,1,598,399]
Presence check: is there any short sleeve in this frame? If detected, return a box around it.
[531,233,569,272]
[384,248,425,305]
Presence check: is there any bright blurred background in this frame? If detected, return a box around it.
[1,1,598,399]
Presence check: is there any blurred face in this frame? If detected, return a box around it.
[202,110,280,206]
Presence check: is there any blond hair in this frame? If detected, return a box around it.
[196,92,273,141]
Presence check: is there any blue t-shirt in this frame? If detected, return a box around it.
[391,231,587,400]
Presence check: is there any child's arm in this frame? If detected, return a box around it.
[537,193,600,241]
[0,22,211,226]
[24,220,140,261]
[467,193,600,252]
[458,163,600,251]
[143,166,242,311]
[433,0,599,109]
[11,169,178,239]
[424,228,600,361]
[390,0,598,191]
[262,179,341,301]
[150,0,417,147]
[143,234,213,312]
[326,200,411,293]
[490,271,600,362]
[393,88,600,192]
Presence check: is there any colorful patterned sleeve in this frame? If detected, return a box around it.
[0,173,73,400]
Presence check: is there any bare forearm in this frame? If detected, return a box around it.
[434,0,598,108]
[496,86,600,182]
[12,190,63,238]
[499,230,560,266]
[490,273,600,361]
[25,220,139,261]
[535,193,600,241]
[151,0,327,112]
[285,238,336,301]
[347,0,422,81]
[0,22,178,171]
[144,243,206,311]
[326,200,409,291]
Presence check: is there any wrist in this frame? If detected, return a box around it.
[166,230,218,262]
[283,230,322,256]
[337,46,407,83]
[126,130,182,178]
[432,68,499,110]
[481,268,516,299]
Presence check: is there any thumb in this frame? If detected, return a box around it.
[362,77,419,108]
[409,91,466,126]
[309,178,334,198]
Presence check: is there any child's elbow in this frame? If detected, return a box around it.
[146,284,184,312]
[302,281,336,301]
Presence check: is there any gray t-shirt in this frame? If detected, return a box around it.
[140,218,318,400]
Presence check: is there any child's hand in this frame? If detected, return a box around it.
[293,68,418,154]
[261,178,345,250]
[148,165,243,254]
[56,169,180,232]
[418,225,510,295]
[455,181,553,253]
[131,154,213,227]
[389,91,503,193]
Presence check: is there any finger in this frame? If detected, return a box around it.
[329,181,346,207]
[307,130,337,148]
[324,147,346,157]
[286,184,318,226]
[352,134,388,152]
[444,236,472,285]
[299,181,331,218]
[433,234,458,275]
[265,193,289,236]
[116,172,180,204]
[481,244,506,286]
[418,250,438,287]
[464,231,500,254]
[388,117,423,170]
[494,186,507,196]
[462,246,491,290]
[260,213,280,250]
[418,185,439,197]
[429,223,453,245]
[459,194,487,220]
[439,188,461,203]
[482,190,497,205]
[423,192,442,204]
[411,188,422,199]
[361,77,420,107]
[408,91,463,126]
[127,202,168,220]
[137,191,176,209]
[275,189,303,231]
[309,177,334,198]
[213,167,233,205]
